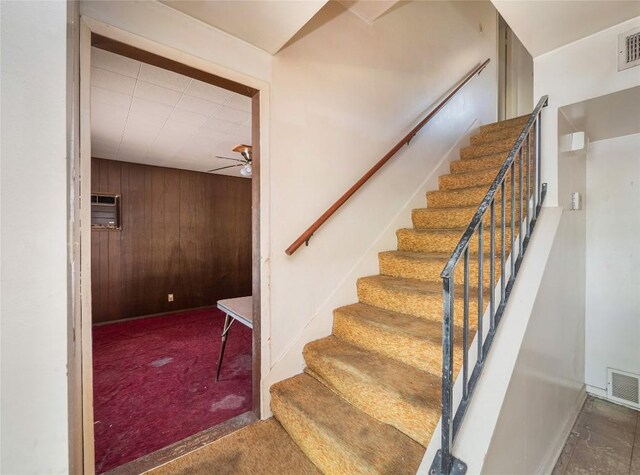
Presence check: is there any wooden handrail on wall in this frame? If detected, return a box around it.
[285,58,491,256]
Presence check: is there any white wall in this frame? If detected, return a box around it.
[585,133,640,395]
[480,204,586,475]
[478,110,587,475]
[534,15,640,207]
[0,1,70,474]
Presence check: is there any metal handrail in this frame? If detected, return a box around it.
[285,59,491,256]
[431,95,549,475]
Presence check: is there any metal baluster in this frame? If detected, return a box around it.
[463,249,469,399]
[537,115,542,206]
[477,222,484,363]
[519,148,524,257]
[490,199,496,332]
[441,276,455,475]
[533,117,539,219]
[501,181,506,304]
[510,160,516,277]
[526,132,531,238]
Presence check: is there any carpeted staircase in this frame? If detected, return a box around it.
[152,116,534,475]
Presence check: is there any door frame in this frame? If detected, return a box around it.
[70,16,270,473]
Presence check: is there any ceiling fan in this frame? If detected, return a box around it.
[208,144,252,177]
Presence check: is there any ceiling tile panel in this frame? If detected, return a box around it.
[138,63,191,92]
[223,93,251,112]
[170,108,209,128]
[91,67,137,96]
[185,79,233,105]
[213,104,250,124]
[91,86,133,109]
[129,97,173,125]
[134,81,183,106]
[176,94,222,117]
[199,116,241,135]
[92,47,141,78]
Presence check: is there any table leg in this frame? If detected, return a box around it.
[216,313,234,381]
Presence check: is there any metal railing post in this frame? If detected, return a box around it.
[440,276,455,474]
[477,223,484,363]
[434,96,547,474]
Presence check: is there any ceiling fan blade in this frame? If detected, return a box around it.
[215,155,245,163]
[207,164,242,173]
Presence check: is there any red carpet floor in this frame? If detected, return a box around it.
[92,307,252,473]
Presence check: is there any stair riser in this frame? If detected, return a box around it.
[478,116,528,135]
[460,139,515,160]
[397,229,514,255]
[303,348,434,446]
[379,253,501,287]
[471,126,535,145]
[357,280,484,324]
[412,202,523,229]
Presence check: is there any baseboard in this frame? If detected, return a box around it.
[92,305,218,326]
[538,385,587,475]
[587,384,640,412]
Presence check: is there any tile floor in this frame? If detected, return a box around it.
[553,396,639,475]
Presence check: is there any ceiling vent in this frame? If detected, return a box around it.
[607,368,640,409]
[618,27,640,71]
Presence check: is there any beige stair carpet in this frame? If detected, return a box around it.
[152,115,534,474]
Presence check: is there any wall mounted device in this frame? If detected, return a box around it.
[619,26,640,71]
[570,192,582,211]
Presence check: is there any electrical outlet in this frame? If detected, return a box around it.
[168,293,174,302]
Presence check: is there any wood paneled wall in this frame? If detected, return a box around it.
[91,158,252,324]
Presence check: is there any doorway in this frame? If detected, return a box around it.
[75,28,264,474]
[497,15,534,121]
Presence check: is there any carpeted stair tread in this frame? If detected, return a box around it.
[450,151,535,174]
[303,336,441,446]
[270,374,424,475]
[460,136,517,160]
[379,250,500,287]
[471,122,531,145]
[439,166,505,190]
[427,181,527,208]
[478,115,528,134]
[149,419,320,475]
[396,227,513,254]
[412,202,519,229]
[357,274,485,322]
[333,302,466,372]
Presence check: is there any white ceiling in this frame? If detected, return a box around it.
[91,47,251,177]
[159,0,328,54]
[560,86,640,142]
[337,0,400,23]
[492,0,640,57]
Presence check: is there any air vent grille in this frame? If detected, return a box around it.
[627,32,640,63]
[619,27,640,71]
[607,368,640,409]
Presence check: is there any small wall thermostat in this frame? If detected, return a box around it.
[571,192,582,211]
